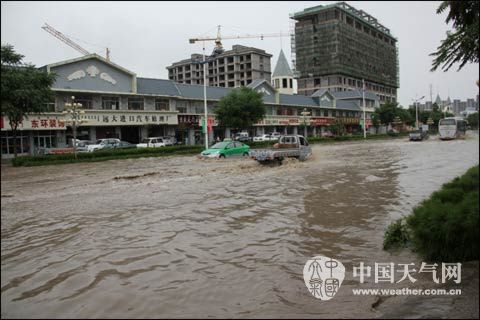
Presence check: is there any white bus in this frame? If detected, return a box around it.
[438,117,468,140]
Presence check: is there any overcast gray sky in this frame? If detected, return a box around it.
[2,1,479,106]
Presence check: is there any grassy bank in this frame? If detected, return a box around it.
[11,132,408,167]
[384,165,479,262]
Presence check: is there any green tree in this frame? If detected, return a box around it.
[396,107,415,126]
[467,112,479,129]
[215,86,265,130]
[371,112,381,133]
[430,1,479,71]
[1,44,56,157]
[328,120,346,136]
[373,101,399,126]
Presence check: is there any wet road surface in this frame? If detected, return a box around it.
[1,133,479,318]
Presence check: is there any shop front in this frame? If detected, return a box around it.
[177,114,202,145]
[1,114,66,158]
[80,110,178,143]
[338,117,361,133]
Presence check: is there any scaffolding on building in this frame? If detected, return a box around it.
[289,18,298,78]
[290,2,399,89]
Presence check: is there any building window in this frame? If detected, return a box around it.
[283,78,288,88]
[128,97,144,110]
[190,102,203,114]
[102,97,119,110]
[289,79,293,88]
[45,98,55,112]
[1,131,30,155]
[75,95,93,109]
[155,98,169,111]
[346,16,354,26]
[175,101,187,113]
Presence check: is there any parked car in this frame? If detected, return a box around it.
[321,131,334,138]
[234,132,252,142]
[87,138,121,152]
[164,136,178,145]
[116,141,136,149]
[137,137,167,148]
[75,140,94,152]
[253,134,273,142]
[236,136,252,143]
[160,136,177,146]
[198,141,250,159]
[409,129,429,141]
[269,132,281,140]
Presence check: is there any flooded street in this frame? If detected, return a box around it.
[1,133,479,318]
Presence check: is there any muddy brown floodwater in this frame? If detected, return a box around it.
[1,133,479,319]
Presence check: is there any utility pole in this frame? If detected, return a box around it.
[412,95,425,130]
[203,42,208,150]
[362,79,366,139]
[430,83,433,105]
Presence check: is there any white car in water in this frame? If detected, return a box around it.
[136,137,167,148]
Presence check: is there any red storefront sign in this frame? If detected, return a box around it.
[310,117,335,126]
[1,115,65,131]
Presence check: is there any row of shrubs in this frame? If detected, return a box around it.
[12,145,205,167]
[384,165,479,262]
[11,133,407,167]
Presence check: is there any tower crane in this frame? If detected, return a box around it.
[42,23,110,61]
[189,25,290,57]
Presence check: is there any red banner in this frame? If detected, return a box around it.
[311,117,335,126]
[207,117,214,133]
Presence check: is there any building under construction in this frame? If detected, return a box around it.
[290,2,399,103]
[167,45,272,88]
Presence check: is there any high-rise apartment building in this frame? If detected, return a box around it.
[167,45,272,88]
[290,2,399,103]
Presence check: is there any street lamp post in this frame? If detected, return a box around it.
[189,34,224,148]
[412,96,425,129]
[62,96,86,160]
[202,42,208,150]
[301,108,310,137]
[362,79,366,139]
